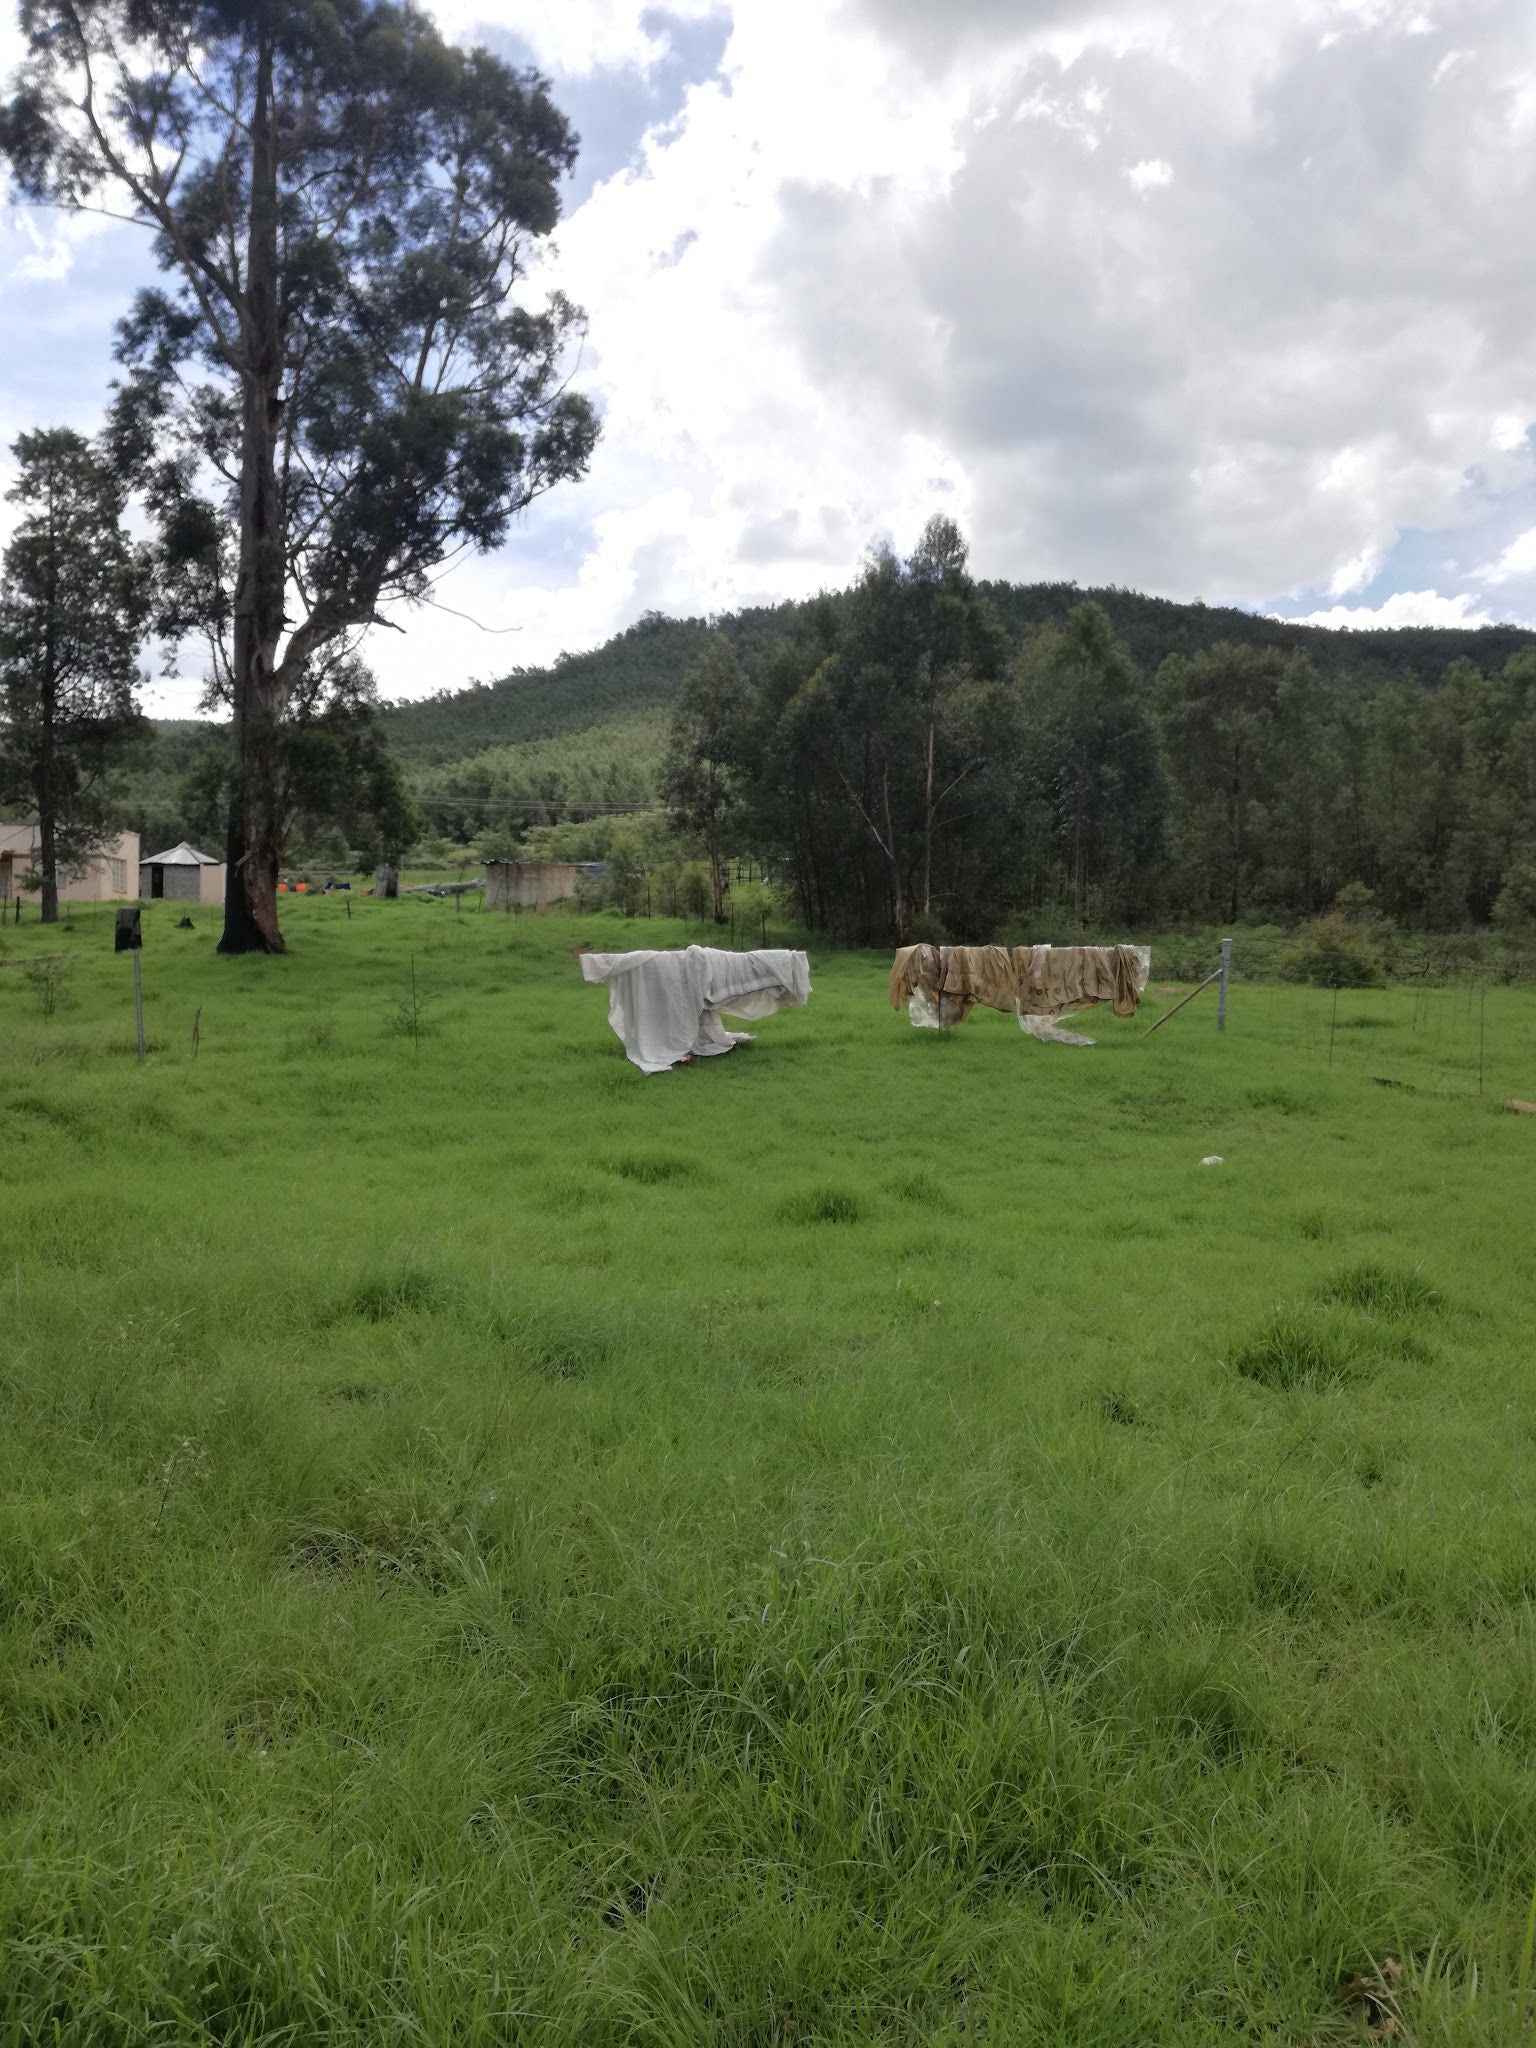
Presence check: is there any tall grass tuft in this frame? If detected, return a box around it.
[1320,1258,1442,1318]
[1229,1306,1373,1388]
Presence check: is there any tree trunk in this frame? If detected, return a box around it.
[1227,734,1242,924]
[220,30,288,957]
[921,718,936,916]
[38,470,59,925]
[709,844,726,923]
[38,812,58,925]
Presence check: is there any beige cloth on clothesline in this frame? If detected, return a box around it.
[890,942,1148,1026]
[1014,944,1144,1019]
[888,943,1017,1019]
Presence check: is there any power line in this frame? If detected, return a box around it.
[407,790,658,814]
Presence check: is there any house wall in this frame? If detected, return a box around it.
[137,858,226,903]
[485,862,580,910]
[0,824,139,902]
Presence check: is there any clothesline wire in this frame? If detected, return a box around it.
[407,792,656,814]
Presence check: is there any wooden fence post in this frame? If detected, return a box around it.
[1217,937,1232,1032]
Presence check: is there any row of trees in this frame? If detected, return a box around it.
[0,430,419,917]
[0,431,144,924]
[1,0,596,945]
[661,519,1536,944]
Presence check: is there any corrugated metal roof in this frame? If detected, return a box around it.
[144,842,220,866]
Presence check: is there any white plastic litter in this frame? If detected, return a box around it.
[1201,1155,1224,1166]
[1019,1014,1098,1047]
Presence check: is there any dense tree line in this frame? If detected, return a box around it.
[661,522,1536,943]
[114,537,1535,931]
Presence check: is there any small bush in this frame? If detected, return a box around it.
[384,957,435,1045]
[1491,857,1536,932]
[905,909,950,947]
[24,956,75,1020]
[1277,912,1384,987]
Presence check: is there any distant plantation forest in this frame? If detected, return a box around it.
[116,568,1536,942]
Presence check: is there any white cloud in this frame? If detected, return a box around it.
[1287,590,1495,630]
[1327,544,1383,597]
[1126,156,1173,189]
[426,0,728,75]
[1475,526,1536,584]
[7,206,121,283]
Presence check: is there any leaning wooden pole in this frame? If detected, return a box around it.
[1144,966,1223,1035]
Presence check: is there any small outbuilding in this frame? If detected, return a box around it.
[485,860,593,911]
[139,841,226,904]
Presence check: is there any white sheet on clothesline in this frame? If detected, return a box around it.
[579,945,811,1073]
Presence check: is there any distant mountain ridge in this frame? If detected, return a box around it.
[380,582,1536,767]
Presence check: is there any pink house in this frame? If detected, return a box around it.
[0,822,140,905]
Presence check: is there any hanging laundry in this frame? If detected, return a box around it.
[889,942,1150,1043]
[579,945,811,1073]
[1014,944,1149,1027]
[888,943,1016,1027]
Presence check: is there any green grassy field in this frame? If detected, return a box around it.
[2,898,1535,2046]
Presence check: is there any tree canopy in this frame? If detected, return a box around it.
[0,427,147,921]
[2,0,597,949]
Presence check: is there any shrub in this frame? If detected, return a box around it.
[24,956,75,1020]
[1492,858,1536,932]
[905,909,950,947]
[1277,911,1384,987]
[678,862,711,922]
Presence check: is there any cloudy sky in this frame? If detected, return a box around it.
[2,0,1535,714]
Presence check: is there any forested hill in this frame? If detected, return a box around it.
[382,584,1535,765]
[381,614,714,765]
[977,584,1533,683]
